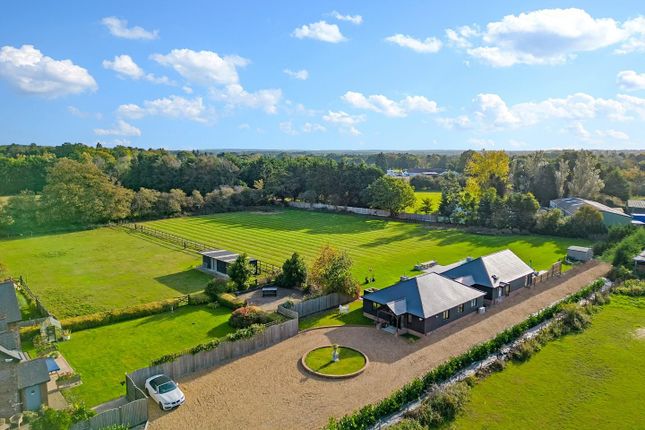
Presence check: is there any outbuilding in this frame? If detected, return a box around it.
[198,249,258,277]
[634,250,645,274]
[567,246,594,262]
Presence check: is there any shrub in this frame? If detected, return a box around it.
[406,382,470,428]
[30,408,72,430]
[559,303,591,333]
[187,292,212,305]
[509,338,541,363]
[69,402,95,423]
[278,252,307,288]
[207,302,220,310]
[205,278,233,299]
[229,306,271,329]
[225,323,265,341]
[227,253,254,290]
[614,279,645,296]
[387,418,425,430]
[216,292,244,309]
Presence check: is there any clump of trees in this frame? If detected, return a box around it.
[365,176,415,216]
[309,245,358,297]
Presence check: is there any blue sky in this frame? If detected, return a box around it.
[1,1,645,151]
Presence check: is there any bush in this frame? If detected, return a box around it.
[509,338,541,363]
[69,402,95,423]
[614,279,645,296]
[224,323,265,341]
[205,278,233,299]
[216,292,245,309]
[278,252,307,288]
[559,303,591,333]
[387,418,426,430]
[405,382,470,428]
[187,292,212,305]
[229,306,271,329]
[31,408,72,430]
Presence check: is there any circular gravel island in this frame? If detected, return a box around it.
[302,346,368,378]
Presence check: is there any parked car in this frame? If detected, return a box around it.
[145,374,186,410]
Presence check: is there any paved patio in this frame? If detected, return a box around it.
[148,262,610,430]
[236,287,304,311]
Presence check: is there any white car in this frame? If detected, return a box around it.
[145,374,186,410]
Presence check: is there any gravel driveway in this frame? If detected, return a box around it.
[148,262,610,430]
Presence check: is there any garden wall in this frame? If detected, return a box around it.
[127,318,299,389]
[278,293,353,318]
[287,201,439,223]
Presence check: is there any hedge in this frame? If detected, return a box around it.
[150,323,265,365]
[325,278,605,430]
[216,292,245,309]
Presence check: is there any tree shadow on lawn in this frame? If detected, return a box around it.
[154,270,211,295]
[195,209,391,236]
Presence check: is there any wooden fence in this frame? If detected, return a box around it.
[122,223,281,276]
[277,293,353,318]
[16,276,52,318]
[70,398,147,430]
[126,374,148,402]
[127,318,299,389]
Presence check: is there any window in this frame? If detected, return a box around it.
[458,304,464,313]
[470,299,477,307]
[498,288,503,298]
[407,314,412,324]
[442,310,450,320]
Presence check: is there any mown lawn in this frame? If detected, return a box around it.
[0,228,210,317]
[58,304,234,406]
[454,295,645,429]
[147,209,584,294]
[408,191,442,213]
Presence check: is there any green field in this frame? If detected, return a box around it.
[0,228,210,317]
[146,209,584,293]
[58,304,234,406]
[455,295,645,429]
[409,191,442,213]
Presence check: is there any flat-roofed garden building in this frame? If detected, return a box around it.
[198,249,258,278]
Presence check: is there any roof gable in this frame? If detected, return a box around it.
[442,249,534,288]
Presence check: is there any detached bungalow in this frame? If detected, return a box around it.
[434,249,536,303]
[362,273,485,336]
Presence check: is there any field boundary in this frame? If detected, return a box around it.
[278,293,353,319]
[122,223,281,276]
[287,201,442,223]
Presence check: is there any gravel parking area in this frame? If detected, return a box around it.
[148,262,610,430]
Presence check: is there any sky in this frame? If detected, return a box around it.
[1,1,645,151]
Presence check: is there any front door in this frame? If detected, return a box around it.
[23,385,42,411]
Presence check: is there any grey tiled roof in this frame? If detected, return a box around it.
[363,272,484,318]
[627,200,645,210]
[550,197,631,218]
[440,249,534,289]
[17,358,50,389]
[198,249,256,263]
[0,281,21,324]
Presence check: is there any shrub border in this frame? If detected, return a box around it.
[324,278,607,430]
[301,346,369,379]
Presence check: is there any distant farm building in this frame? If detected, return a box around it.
[198,249,258,277]
[626,199,645,214]
[567,246,594,262]
[549,197,632,227]
[634,250,645,275]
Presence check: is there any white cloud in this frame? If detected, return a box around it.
[616,17,645,54]
[323,110,365,135]
[385,34,442,53]
[182,86,193,94]
[292,21,346,43]
[67,106,102,120]
[283,68,309,80]
[302,122,326,133]
[342,91,440,117]
[211,84,282,114]
[94,119,141,136]
[596,128,629,140]
[468,138,495,148]
[568,121,591,139]
[151,49,248,85]
[238,123,250,130]
[103,55,144,79]
[103,54,172,84]
[279,121,298,135]
[117,95,214,123]
[101,16,159,40]
[0,45,97,97]
[617,70,645,91]
[450,8,626,66]
[440,92,643,131]
[330,11,363,25]
[445,26,480,49]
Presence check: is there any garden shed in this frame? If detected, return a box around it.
[40,316,62,342]
[198,249,258,277]
[567,246,593,262]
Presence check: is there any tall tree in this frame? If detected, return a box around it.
[227,253,254,290]
[554,159,570,198]
[568,152,604,199]
[438,172,462,217]
[309,245,358,296]
[602,168,630,201]
[365,176,415,216]
[464,150,510,196]
[40,159,133,225]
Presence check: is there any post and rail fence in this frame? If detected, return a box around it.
[121,223,282,277]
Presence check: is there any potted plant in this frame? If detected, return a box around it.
[61,329,71,341]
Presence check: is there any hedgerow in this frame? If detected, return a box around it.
[325,278,605,430]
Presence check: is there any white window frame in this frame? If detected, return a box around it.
[470,299,477,307]
[442,310,450,320]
